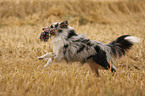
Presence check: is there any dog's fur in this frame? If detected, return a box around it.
[38,21,140,77]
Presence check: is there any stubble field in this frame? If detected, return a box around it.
[0,0,145,96]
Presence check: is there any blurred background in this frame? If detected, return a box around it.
[0,0,145,26]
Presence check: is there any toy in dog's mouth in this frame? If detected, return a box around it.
[39,28,56,42]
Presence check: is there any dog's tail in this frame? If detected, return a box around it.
[107,35,140,58]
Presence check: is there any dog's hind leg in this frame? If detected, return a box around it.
[94,58,117,73]
[88,62,100,77]
[93,51,117,73]
[38,52,56,60]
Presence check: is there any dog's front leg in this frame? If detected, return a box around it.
[43,48,64,67]
[43,56,61,67]
[43,53,64,67]
[38,52,56,60]
[44,58,53,67]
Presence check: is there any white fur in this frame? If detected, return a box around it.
[51,37,65,55]
[38,52,55,59]
[44,58,53,67]
[125,36,140,44]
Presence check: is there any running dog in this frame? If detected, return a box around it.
[38,21,140,77]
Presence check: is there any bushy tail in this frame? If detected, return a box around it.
[107,35,140,58]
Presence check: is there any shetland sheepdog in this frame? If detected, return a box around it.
[38,21,140,77]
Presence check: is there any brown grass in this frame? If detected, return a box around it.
[0,0,145,25]
[0,0,145,96]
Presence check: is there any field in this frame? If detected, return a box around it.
[0,0,145,96]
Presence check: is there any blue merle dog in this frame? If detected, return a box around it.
[38,21,140,77]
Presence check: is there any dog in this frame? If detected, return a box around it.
[38,20,140,77]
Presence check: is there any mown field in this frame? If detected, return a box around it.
[0,0,145,96]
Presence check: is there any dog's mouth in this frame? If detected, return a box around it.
[39,28,56,42]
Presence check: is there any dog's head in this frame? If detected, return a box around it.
[49,20,68,29]
[39,21,69,42]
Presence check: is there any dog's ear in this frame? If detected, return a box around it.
[60,20,68,28]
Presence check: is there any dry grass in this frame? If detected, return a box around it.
[0,0,145,25]
[0,0,145,96]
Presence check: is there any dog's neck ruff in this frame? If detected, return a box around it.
[51,27,88,58]
[51,28,70,55]
[51,27,78,55]
[51,36,66,55]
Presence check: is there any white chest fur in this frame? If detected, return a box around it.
[51,36,66,55]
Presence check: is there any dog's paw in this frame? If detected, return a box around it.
[44,62,51,67]
[44,58,52,67]
[44,64,49,67]
[38,57,44,60]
